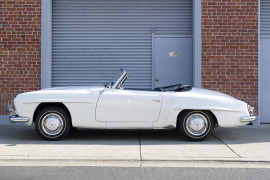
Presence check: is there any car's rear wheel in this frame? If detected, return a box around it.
[35,106,71,140]
[178,110,214,141]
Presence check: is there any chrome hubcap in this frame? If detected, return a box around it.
[186,113,208,136]
[41,113,64,136]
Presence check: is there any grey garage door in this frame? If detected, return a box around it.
[52,0,193,89]
[260,0,270,123]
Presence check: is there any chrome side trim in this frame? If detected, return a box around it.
[9,116,29,123]
[240,116,256,123]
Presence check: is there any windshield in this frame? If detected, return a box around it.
[105,70,124,88]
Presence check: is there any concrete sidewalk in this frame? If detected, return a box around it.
[0,119,270,167]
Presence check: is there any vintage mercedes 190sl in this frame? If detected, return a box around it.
[8,69,256,141]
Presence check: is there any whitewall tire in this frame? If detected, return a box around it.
[35,106,71,140]
[178,110,215,141]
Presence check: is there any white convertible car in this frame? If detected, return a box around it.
[8,69,256,141]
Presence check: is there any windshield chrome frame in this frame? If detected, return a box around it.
[111,70,128,89]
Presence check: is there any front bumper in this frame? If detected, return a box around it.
[240,116,256,123]
[9,116,29,123]
[7,105,29,123]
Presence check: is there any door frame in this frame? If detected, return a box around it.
[151,0,201,89]
[258,0,261,125]
[152,34,193,89]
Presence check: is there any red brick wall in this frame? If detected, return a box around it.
[201,0,258,113]
[0,0,41,114]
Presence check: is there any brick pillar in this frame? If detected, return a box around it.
[0,0,41,114]
[201,0,258,113]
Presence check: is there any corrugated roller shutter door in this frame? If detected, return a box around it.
[261,0,270,39]
[52,0,193,88]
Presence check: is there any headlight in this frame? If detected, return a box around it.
[7,105,17,116]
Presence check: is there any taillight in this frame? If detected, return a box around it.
[247,105,254,116]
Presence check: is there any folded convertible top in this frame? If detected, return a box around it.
[154,84,192,92]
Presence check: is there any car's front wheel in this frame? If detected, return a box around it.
[178,110,215,141]
[35,106,71,140]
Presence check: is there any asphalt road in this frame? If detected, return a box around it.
[0,166,269,180]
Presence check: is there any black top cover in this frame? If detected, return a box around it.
[154,84,192,92]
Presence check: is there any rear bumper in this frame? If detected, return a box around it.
[240,116,256,123]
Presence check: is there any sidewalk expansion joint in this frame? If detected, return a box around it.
[213,134,241,158]
[139,130,142,167]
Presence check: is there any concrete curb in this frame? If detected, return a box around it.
[0,154,270,161]
[0,159,270,168]
[1,156,270,162]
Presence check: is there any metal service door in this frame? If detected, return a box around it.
[153,37,193,88]
[260,0,270,123]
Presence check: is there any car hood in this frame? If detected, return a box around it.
[14,86,105,104]
[40,86,105,92]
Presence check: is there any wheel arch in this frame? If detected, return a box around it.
[176,109,218,129]
[33,103,72,124]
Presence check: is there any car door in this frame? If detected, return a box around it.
[96,89,162,123]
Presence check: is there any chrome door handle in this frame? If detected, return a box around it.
[152,99,160,102]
